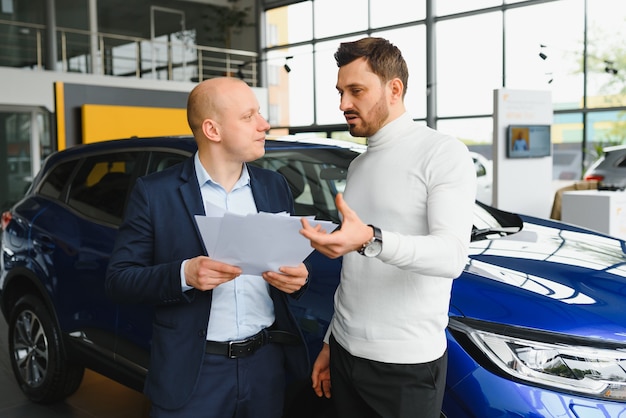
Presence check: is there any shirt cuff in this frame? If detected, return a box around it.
[180,259,194,292]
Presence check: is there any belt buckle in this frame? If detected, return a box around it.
[228,339,245,359]
[227,330,265,359]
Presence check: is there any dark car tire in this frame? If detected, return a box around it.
[8,294,85,403]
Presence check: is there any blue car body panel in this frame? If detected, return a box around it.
[444,213,626,417]
[461,222,626,342]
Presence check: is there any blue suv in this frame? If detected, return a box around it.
[2,136,626,417]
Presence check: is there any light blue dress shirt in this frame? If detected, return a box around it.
[181,153,274,341]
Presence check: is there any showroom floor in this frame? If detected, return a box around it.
[0,317,151,418]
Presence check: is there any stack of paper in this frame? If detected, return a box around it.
[195,211,335,275]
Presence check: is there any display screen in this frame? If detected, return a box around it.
[506,125,551,158]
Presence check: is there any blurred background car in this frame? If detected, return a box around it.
[583,144,626,190]
[471,151,492,205]
[2,136,626,417]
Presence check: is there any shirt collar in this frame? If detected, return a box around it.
[194,152,250,189]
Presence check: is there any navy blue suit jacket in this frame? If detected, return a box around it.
[106,156,310,410]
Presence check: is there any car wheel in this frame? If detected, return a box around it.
[8,294,85,403]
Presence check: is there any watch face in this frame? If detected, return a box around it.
[364,240,382,257]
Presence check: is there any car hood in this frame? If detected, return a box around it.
[452,217,626,343]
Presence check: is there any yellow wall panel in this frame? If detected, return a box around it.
[55,82,67,150]
[82,104,191,143]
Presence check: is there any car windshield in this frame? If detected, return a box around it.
[471,201,523,241]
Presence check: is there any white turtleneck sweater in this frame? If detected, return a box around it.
[327,112,476,364]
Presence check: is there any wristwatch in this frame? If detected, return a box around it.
[358,225,382,257]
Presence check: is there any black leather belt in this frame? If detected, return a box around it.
[205,329,300,359]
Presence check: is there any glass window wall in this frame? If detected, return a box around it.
[265,2,312,47]
[267,44,314,127]
[262,0,626,186]
[553,112,583,180]
[313,0,368,39]
[370,0,425,27]
[437,12,502,117]
[586,0,626,108]
[505,0,584,108]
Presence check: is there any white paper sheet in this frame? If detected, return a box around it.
[194,212,335,275]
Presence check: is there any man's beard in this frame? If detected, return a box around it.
[347,94,389,137]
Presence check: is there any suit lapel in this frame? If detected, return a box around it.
[179,158,208,254]
[249,165,272,213]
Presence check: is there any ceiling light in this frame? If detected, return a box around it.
[283,56,293,73]
[604,61,618,75]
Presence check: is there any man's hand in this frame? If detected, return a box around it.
[262,263,308,294]
[300,193,373,259]
[184,256,242,290]
[312,343,331,398]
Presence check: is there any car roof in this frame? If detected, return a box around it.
[602,144,626,154]
[268,135,367,153]
[41,134,366,170]
[53,134,365,155]
[44,136,197,163]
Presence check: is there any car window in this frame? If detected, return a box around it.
[147,151,188,174]
[616,156,626,168]
[251,147,357,223]
[67,152,142,225]
[38,160,79,200]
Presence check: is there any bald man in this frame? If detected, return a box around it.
[106,77,310,418]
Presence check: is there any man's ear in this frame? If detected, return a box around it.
[389,78,404,103]
[201,118,220,143]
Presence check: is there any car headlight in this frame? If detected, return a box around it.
[450,318,626,401]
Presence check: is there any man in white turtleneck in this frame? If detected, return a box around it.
[300,37,476,418]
